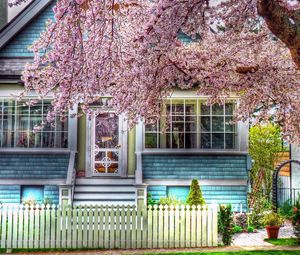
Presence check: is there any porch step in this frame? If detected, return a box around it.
[73,178,136,206]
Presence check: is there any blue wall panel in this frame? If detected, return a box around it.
[44,185,59,204]
[143,154,250,180]
[0,185,20,204]
[0,153,69,179]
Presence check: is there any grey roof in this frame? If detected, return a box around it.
[0,57,32,78]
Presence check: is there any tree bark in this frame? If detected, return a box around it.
[257,0,300,68]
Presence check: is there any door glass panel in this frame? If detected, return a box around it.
[93,112,120,175]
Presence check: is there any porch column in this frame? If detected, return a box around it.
[135,120,143,185]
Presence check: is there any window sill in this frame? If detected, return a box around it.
[0,148,71,154]
[141,149,248,155]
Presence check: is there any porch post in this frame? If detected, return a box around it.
[135,120,143,185]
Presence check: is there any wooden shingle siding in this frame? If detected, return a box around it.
[44,186,59,204]
[0,154,69,179]
[143,155,249,180]
[0,185,20,204]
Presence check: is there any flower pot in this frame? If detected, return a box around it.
[266,226,280,239]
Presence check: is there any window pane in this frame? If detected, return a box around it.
[2,132,14,147]
[55,117,68,132]
[225,116,235,132]
[16,101,29,115]
[225,133,235,149]
[30,101,43,115]
[29,116,43,130]
[185,100,196,115]
[42,132,55,147]
[225,103,234,115]
[15,115,29,131]
[200,133,211,149]
[212,104,224,115]
[212,116,224,132]
[200,116,210,132]
[185,133,197,148]
[3,100,15,115]
[28,132,42,148]
[145,133,157,148]
[171,102,184,115]
[15,132,28,147]
[200,104,210,115]
[172,121,184,132]
[3,114,15,131]
[185,116,196,132]
[212,133,224,149]
[55,132,68,148]
[145,122,158,132]
[172,132,184,148]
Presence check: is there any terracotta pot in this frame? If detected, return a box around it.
[266,226,280,239]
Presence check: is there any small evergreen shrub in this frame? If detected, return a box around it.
[147,193,157,206]
[218,204,234,245]
[249,195,271,228]
[186,179,205,206]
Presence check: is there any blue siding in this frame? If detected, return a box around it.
[143,154,249,180]
[44,185,59,204]
[0,3,55,57]
[0,153,69,179]
[0,185,20,204]
[148,185,248,211]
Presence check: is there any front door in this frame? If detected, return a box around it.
[92,112,121,176]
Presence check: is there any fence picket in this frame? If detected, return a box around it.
[207,206,212,246]
[115,205,121,249]
[120,205,126,249]
[61,205,67,248]
[45,204,51,248]
[23,205,29,249]
[201,206,207,247]
[110,206,115,249]
[28,205,35,248]
[163,205,169,248]
[39,205,45,248]
[147,205,153,249]
[88,205,94,248]
[93,205,99,249]
[104,205,110,249]
[82,205,88,248]
[66,205,72,248]
[34,204,40,249]
[152,205,158,249]
[18,205,24,249]
[12,205,18,249]
[158,204,164,249]
[50,205,56,248]
[180,205,185,248]
[6,207,13,249]
[169,205,175,248]
[98,205,104,249]
[174,205,180,248]
[191,205,196,247]
[55,205,61,249]
[136,205,142,249]
[77,205,83,249]
[196,205,202,247]
[131,205,137,249]
[212,205,218,246]
[126,205,132,249]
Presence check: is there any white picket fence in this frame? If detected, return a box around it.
[0,204,218,250]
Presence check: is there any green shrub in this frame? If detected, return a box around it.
[186,179,205,206]
[233,225,243,233]
[218,204,234,245]
[292,198,300,243]
[249,195,272,228]
[262,212,283,226]
[247,226,254,233]
[279,200,293,219]
[147,193,157,206]
[158,196,183,206]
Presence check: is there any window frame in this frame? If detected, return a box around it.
[143,98,237,150]
[0,97,70,150]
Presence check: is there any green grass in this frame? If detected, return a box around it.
[265,238,300,246]
[145,252,300,255]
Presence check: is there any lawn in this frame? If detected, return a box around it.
[146,251,300,255]
[265,238,299,246]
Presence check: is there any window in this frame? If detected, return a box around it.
[21,186,44,204]
[145,99,236,149]
[0,99,68,148]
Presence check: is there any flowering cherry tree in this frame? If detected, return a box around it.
[7,0,300,143]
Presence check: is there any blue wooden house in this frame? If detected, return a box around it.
[0,0,251,209]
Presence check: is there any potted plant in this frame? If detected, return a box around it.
[262,212,283,239]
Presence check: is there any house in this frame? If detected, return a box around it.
[0,0,251,209]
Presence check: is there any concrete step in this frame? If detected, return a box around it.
[74,186,136,193]
[75,177,135,186]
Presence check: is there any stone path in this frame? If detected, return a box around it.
[232,224,295,246]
